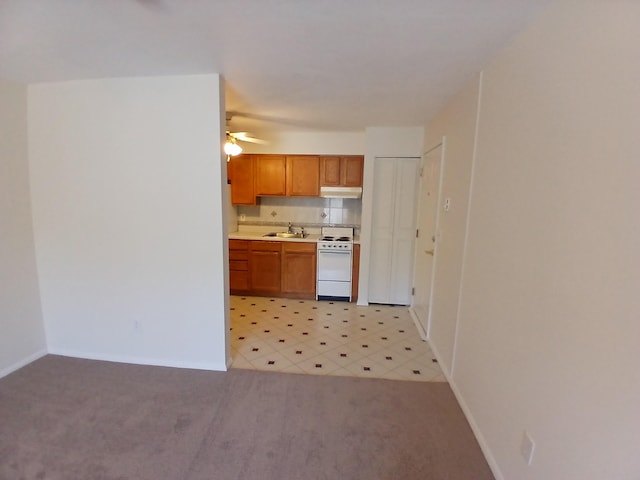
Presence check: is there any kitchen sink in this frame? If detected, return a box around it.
[263,232,308,239]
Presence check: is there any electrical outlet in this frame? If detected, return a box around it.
[239,214,246,221]
[443,197,451,212]
[520,430,535,466]
[133,319,141,333]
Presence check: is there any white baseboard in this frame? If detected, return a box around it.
[408,307,428,340]
[47,348,228,372]
[426,337,449,378]
[0,348,48,379]
[426,338,504,480]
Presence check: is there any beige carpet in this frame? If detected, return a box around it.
[0,355,493,480]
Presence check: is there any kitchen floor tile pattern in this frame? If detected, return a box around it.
[230,295,446,382]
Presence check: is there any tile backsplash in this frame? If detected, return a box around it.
[236,196,361,228]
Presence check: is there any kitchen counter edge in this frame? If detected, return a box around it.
[229,232,360,244]
[228,232,320,243]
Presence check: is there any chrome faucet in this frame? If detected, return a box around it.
[288,222,294,234]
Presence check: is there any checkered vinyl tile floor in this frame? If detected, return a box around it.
[230,295,446,382]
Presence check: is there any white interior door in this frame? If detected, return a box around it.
[389,158,420,305]
[411,145,443,336]
[369,157,419,305]
[369,160,396,303]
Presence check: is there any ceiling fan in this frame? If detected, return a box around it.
[225,113,268,158]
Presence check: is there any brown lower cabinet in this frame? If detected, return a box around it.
[248,241,282,295]
[351,243,360,302]
[229,239,317,299]
[281,242,317,298]
[229,240,250,292]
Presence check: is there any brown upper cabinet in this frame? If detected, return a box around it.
[286,155,320,196]
[255,155,287,196]
[227,154,256,205]
[255,154,319,197]
[229,153,361,205]
[320,156,364,187]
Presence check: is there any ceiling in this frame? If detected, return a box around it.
[0,0,551,135]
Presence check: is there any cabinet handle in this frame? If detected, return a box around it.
[425,249,434,256]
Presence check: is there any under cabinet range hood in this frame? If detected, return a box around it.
[319,186,363,199]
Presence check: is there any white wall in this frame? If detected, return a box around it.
[423,77,480,376]
[364,127,424,158]
[428,2,640,479]
[240,130,364,155]
[28,75,229,371]
[0,78,47,377]
[358,127,424,305]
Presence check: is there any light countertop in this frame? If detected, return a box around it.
[229,226,360,244]
[229,231,321,243]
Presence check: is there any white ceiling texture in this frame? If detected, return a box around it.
[0,0,551,135]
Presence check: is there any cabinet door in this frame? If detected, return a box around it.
[230,270,250,292]
[229,240,250,292]
[286,156,320,196]
[320,156,364,187]
[255,155,286,196]
[351,243,360,302]
[320,156,342,186]
[249,241,282,294]
[281,243,317,298]
[229,154,256,205]
[342,156,364,187]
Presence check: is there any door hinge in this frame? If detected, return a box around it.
[411,287,415,295]
[416,229,419,238]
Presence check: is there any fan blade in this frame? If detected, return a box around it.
[230,132,268,145]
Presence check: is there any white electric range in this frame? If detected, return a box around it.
[316,227,354,301]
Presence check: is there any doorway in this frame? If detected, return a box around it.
[410,144,444,338]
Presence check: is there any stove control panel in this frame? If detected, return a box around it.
[318,242,353,250]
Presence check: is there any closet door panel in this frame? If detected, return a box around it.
[368,159,396,303]
[368,157,419,305]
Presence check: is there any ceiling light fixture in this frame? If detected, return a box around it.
[224,133,242,160]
